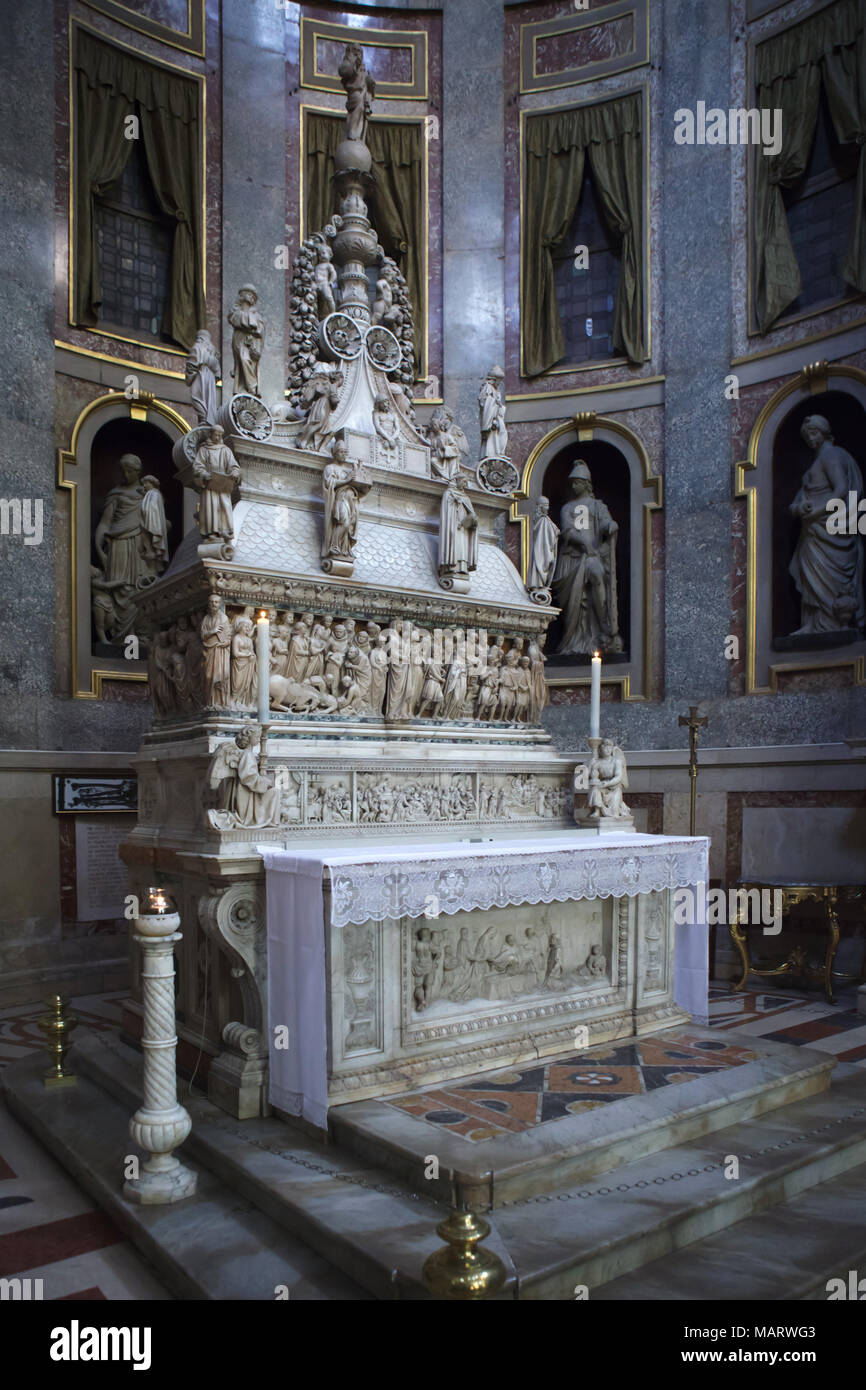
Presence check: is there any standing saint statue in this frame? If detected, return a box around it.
[551,460,621,656]
[788,415,865,639]
[438,473,478,589]
[185,329,221,426]
[192,426,241,543]
[139,475,169,577]
[200,595,232,708]
[228,285,266,398]
[527,496,560,601]
[338,42,375,144]
[428,405,469,481]
[478,365,508,459]
[94,453,169,598]
[321,439,372,573]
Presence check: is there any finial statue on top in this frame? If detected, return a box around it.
[338,43,375,147]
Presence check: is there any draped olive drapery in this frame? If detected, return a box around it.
[753,0,866,332]
[304,112,425,375]
[73,28,204,348]
[522,92,646,378]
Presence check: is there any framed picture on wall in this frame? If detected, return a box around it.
[53,774,138,815]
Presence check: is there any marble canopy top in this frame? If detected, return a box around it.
[261,831,710,928]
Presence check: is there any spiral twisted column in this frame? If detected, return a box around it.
[124,906,197,1206]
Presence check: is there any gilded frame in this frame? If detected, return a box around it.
[80,0,205,57]
[518,83,652,380]
[734,363,866,694]
[57,391,190,699]
[67,20,207,358]
[299,103,430,385]
[510,415,662,700]
[300,17,428,101]
[519,0,650,95]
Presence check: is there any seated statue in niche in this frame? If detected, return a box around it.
[551,460,622,656]
[786,414,865,642]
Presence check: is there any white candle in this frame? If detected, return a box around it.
[256,610,270,723]
[590,650,601,740]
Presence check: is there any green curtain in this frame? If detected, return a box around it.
[304,112,425,375]
[523,93,645,378]
[754,0,866,333]
[73,28,204,348]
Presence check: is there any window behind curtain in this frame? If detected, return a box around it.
[94,134,174,342]
[551,165,621,366]
[780,85,859,319]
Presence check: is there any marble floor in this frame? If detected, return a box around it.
[0,981,863,1300]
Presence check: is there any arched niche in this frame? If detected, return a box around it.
[57,393,194,698]
[512,415,661,699]
[736,365,866,693]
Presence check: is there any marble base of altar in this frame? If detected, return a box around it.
[262,832,709,1129]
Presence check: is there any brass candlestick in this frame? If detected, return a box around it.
[422,1183,507,1300]
[38,994,78,1088]
[678,705,708,837]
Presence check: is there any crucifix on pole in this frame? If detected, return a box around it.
[678,706,708,837]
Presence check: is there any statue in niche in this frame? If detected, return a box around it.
[428,405,470,481]
[551,460,622,656]
[527,636,548,723]
[339,42,375,144]
[185,329,221,426]
[94,453,168,596]
[321,440,372,574]
[192,426,241,543]
[298,364,343,452]
[585,739,631,822]
[373,394,400,464]
[787,415,865,640]
[313,243,338,319]
[438,474,478,589]
[527,497,560,603]
[228,285,265,398]
[200,595,232,708]
[207,725,282,830]
[478,365,508,460]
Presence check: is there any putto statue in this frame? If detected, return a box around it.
[321,439,372,577]
[192,426,241,548]
[185,329,220,426]
[527,496,560,604]
[228,285,265,398]
[552,460,622,656]
[438,473,478,592]
[787,414,865,642]
[478,365,508,460]
[338,42,375,145]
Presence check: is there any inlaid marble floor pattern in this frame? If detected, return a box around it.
[0,983,863,1294]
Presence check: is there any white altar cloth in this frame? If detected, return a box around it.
[262,831,709,1128]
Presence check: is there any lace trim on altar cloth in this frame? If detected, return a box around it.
[319,839,709,928]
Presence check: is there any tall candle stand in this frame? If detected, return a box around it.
[678,705,708,837]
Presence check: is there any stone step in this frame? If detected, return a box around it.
[7,1033,866,1301]
[592,1156,866,1301]
[492,1068,866,1300]
[329,1025,836,1206]
[2,1052,371,1302]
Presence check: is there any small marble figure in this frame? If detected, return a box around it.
[297,364,343,453]
[428,405,469,482]
[185,329,220,426]
[193,426,241,543]
[788,414,865,639]
[228,285,265,398]
[373,393,399,464]
[527,497,560,602]
[438,473,478,589]
[586,738,631,821]
[478,365,508,459]
[200,595,232,708]
[230,616,258,709]
[321,440,372,573]
[339,42,375,144]
[313,243,338,319]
